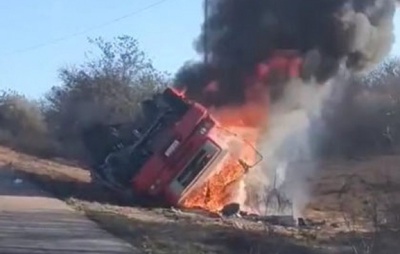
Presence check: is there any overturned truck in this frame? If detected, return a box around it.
[81,87,262,208]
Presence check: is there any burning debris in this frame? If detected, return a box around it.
[221,202,241,217]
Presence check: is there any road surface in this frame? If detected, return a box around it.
[0,167,140,254]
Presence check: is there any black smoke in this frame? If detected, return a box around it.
[174,0,398,107]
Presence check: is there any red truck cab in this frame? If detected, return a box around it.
[130,88,230,206]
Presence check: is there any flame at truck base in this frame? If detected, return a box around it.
[180,104,266,213]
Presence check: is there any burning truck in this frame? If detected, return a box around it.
[81,86,262,210]
[79,0,398,215]
[81,51,303,214]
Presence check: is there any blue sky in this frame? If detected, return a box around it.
[0,1,399,99]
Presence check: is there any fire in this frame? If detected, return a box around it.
[181,103,267,213]
[181,52,302,214]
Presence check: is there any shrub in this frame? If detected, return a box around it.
[313,57,400,158]
[0,90,56,156]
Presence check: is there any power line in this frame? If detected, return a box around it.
[5,0,171,56]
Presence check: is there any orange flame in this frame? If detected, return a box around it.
[181,103,267,213]
[181,52,302,213]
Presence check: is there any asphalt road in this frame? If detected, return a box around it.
[0,167,140,254]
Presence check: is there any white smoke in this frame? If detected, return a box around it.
[243,78,335,218]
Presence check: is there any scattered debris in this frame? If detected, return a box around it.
[221,203,241,217]
[242,214,297,227]
[330,223,339,228]
[298,217,307,227]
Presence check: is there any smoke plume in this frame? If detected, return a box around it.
[175,0,398,107]
[242,79,335,217]
[174,0,398,216]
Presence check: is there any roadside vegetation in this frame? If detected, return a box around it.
[0,35,400,253]
[0,36,399,162]
[0,35,168,161]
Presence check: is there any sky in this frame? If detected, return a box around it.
[0,1,399,99]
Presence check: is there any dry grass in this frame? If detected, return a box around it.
[1,145,400,253]
[69,200,319,254]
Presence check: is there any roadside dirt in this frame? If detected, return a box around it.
[1,146,400,253]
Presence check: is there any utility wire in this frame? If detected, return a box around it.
[5,0,171,56]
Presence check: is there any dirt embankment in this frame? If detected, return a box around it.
[1,146,400,254]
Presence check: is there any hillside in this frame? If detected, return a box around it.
[1,146,399,253]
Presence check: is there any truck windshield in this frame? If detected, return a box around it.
[175,140,221,189]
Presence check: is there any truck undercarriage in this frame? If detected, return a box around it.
[82,89,190,196]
